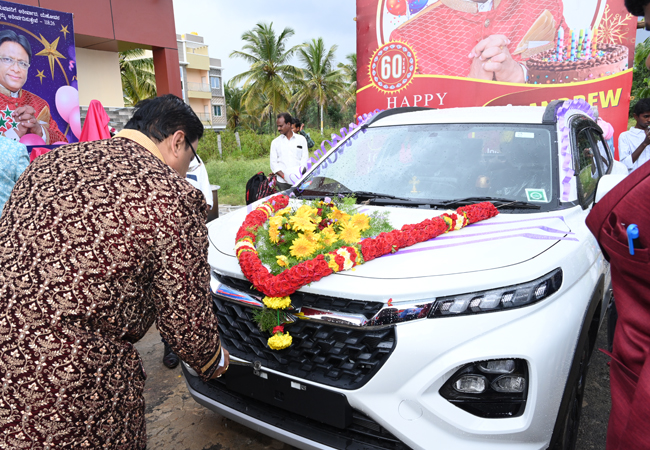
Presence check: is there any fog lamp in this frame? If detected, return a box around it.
[453,375,487,394]
[491,375,526,393]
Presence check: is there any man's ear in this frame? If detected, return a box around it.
[170,130,186,159]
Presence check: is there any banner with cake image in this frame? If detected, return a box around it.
[0,0,79,146]
[356,0,636,155]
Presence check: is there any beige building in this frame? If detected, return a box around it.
[177,33,227,131]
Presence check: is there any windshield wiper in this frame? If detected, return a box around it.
[350,191,414,202]
[440,197,541,209]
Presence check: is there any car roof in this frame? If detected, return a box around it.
[366,106,548,127]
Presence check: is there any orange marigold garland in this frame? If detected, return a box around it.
[236,195,498,349]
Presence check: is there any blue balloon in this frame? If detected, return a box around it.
[408,0,428,14]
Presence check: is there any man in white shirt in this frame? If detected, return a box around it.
[186,155,213,211]
[619,98,650,173]
[270,112,308,190]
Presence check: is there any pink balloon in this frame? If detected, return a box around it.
[19,133,46,146]
[55,86,79,123]
[68,106,82,139]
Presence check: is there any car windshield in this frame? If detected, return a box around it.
[296,124,554,208]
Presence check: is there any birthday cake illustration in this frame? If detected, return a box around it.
[526,28,629,84]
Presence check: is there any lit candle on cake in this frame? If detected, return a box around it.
[556,27,564,61]
[583,28,591,60]
[592,28,598,58]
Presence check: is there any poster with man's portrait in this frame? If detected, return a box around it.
[0,0,79,146]
[357,0,636,149]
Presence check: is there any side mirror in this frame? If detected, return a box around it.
[595,172,627,203]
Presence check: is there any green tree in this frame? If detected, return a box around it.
[225,80,255,130]
[293,38,346,135]
[631,37,650,115]
[338,53,357,111]
[230,23,304,133]
[119,49,157,107]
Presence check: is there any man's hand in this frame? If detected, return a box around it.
[210,348,230,379]
[468,35,524,83]
[12,105,43,138]
[467,56,494,80]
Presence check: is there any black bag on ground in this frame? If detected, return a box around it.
[245,172,277,205]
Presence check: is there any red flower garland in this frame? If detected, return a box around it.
[236,195,498,297]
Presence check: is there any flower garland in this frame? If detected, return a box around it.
[236,194,499,349]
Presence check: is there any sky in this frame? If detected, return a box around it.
[172,0,357,85]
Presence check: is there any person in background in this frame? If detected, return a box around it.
[0,94,229,449]
[0,30,67,143]
[292,118,315,149]
[618,99,650,173]
[162,153,214,368]
[0,135,28,212]
[270,112,308,190]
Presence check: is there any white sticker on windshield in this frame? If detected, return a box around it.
[515,132,535,139]
[526,188,548,203]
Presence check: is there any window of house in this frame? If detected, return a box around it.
[210,77,220,89]
[213,105,222,117]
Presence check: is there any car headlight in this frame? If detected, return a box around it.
[429,268,563,318]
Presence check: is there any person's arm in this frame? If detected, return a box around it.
[270,140,284,179]
[618,132,647,170]
[628,129,650,165]
[151,192,228,380]
[299,136,309,172]
[13,141,29,182]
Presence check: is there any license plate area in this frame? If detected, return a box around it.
[220,365,352,429]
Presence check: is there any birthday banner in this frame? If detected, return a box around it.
[356,0,636,157]
[0,0,79,146]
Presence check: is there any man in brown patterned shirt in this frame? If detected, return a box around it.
[0,94,229,449]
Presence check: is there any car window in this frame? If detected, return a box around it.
[574,129,599,203]
[298,124,554,205]
[588,129,612,175]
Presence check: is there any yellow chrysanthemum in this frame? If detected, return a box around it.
[349,213,371,231]
[289,214,317,233]
[339,222,361,244]
[276,255,289,267]
[269,226,280,243]
[290,234,317,259]
[329,207,350,223]
[275,206,292,216]
[304,231,320,243]
[321,226,338,246]
[262,296,292,309]
[268,332,292,350]
[294,205,317,218]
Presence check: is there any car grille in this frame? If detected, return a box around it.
[213,280,396,390]
[216,274,385,318]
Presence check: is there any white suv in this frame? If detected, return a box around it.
[184,102,625,450]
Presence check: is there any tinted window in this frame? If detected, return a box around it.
[575,129,599,203]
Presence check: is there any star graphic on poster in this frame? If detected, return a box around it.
[0,116,7,129]
[60,25,70,39]
[35,34,66,79]
[35,70,46,84]
[2,106,12,118]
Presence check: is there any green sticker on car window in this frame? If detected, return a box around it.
[525,189,548,203]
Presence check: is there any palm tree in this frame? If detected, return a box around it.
[230,23,304,133]
[293,38,346,134]
[338,53,357,111]
[225,80,253,130]
[119,49,157,106]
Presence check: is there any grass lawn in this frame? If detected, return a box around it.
[205,157,270,206]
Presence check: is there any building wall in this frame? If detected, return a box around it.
[76,48,124,107]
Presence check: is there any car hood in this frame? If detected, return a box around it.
[208,203,573,279]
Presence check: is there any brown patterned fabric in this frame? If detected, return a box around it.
[0,136,221,449]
